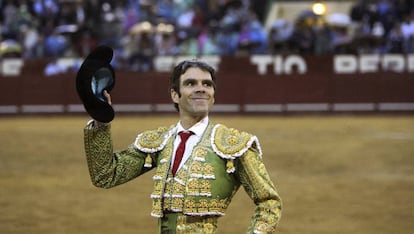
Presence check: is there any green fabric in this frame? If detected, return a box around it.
[84,121,282,233]
[158,213,218,234]
[159,213,177,234]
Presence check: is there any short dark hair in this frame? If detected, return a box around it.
[170,59,216,111]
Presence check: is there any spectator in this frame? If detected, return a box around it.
[3,0,414,64]
[44,57,67,76]
[376,0,397,38]
[75,30,97,58]
[215,23,240,55]
[154,23,178,55]
[289,20,316,55]
[268,19,294,54]
[313,20,332,55]
[197,27,220,55]
[32,0,60,26]
[401,10,414,52]
[238,15,267,54]
[177,6,195,29]
[134,31,156,71]
[386,22,404,53]
[43,30,68,57]
[2,0,18,38]
[21,23,40,58]
[155,0,175,23]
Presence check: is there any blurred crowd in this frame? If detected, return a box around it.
[1,0,414,71]
[278,0,414,56]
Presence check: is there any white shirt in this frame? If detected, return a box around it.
[171,116,209,173]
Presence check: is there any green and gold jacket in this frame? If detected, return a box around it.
[84,122,282,233]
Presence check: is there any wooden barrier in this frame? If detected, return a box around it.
[1,55,414,114]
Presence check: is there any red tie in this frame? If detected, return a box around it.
[172,131,193,176]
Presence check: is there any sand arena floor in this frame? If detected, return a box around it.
[0,115,413,233]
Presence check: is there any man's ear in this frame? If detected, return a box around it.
[171,88,179,104]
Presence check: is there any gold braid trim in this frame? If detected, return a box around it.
[134,125,174,168]
[211,124,263,173]
[134,126,174,152]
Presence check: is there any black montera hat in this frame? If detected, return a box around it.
[76,45,115,123]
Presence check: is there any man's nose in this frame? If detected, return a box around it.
[194,82,206,92]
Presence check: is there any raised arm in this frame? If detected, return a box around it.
[84,122,153,188]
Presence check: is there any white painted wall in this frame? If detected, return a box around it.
[265,0,357,29]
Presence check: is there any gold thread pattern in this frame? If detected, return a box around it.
[84,122,281,232]
[212,125,253,158]
[137,126,168,149]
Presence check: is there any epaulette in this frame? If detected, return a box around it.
[134,126,174,152]
[211,124,262,173]
[134,126,174,168]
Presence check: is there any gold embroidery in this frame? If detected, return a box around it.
[190,162,203,177]
[187,179,198,195]
[185,199,197,214]
[256,222,269,232]
[160,148,172,158]
[172,197,184,210]
[164,179,172,192]
[226,159,235,173]
[151,199,162,217]
[209,199,220,213]
[86,123,281,231]
[194,147,207,161]
[199,180,211,196]
[153,181,163,194]
[203,164,215,178]
[198,199,209,213]
[175,214,218,234]
[137,126,168,149]
[213,125,252,156]
[173,182,185,195]
[144,153,152,167]
[156,161,168,173]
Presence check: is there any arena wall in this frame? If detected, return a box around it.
[1,55,413,115]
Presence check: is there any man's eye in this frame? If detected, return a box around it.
[184,81,194,86]
[203,81,214,87]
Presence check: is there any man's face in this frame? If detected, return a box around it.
[171,67,215,118]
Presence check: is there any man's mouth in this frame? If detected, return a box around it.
[191,96,209,101]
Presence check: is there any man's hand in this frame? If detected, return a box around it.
[103,90,112,105]
[92,90,112,126]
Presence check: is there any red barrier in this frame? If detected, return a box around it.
[1,56,413,114]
